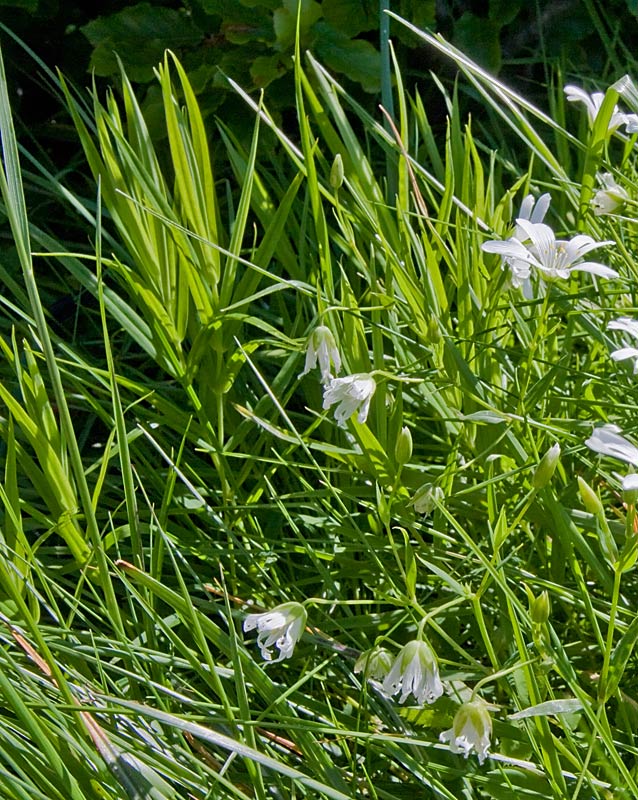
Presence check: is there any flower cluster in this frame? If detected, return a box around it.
[299,325,377,427]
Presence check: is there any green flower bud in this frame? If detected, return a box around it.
[530,590,550,625]
[330,153,344,189]
[395,426,413,467]
[577,476,604,515]
[532,443,560,489]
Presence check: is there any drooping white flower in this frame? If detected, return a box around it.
[564,84,628,131]
[299,325,341,385]
[243,602,307,662]
[593,173,629,216]
[322,372,376,427]
[354,646,393,681]
[608,318,638,372]
[585,424,638,491]
[440,698,493,765]
[482,219,617,283]
[382,639,444,705]
[410,483,444,515]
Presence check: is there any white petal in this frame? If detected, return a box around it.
[571,261,618,278]
[586,425,638,465]
[609,318,638,337]
[611,347,638,362]
[530,193,551,223]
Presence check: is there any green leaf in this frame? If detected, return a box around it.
[82,3,202,81]
[313,22,381,93]
[394,0,436,44]
[250,53,288,87]
[508,699,584,720]
[605,615,638,701]
[273,0,322,51]
[220,6,274,44]
[452,13,502,73]
[322,0,376,37]
[0,0,38,9]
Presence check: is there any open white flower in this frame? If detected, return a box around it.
[322,372,376,427]
[586,424,638,491]
[243,602,307,662]
[440,698,493,765]
[608,318,638,372]
[482,219,617,283]
[564,84,628,131]
[593,173,629,216]
[299,325,341,385]
[382,640,444,705]
[481,193,550,296]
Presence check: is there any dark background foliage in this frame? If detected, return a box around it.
[2,0,637,148]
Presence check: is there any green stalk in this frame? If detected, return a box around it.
[380,0,397,201]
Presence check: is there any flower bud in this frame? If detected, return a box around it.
[577,476,604,515]
[532,443,560,489]
[530,590,550,625]
[330,153,344,189]
[395,426,413,467]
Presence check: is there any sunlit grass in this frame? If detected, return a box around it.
[2,11,638,799]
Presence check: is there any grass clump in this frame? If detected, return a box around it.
[3,11,638,800]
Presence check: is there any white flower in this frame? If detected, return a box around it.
[585,424,638,491]
[611,75,638,132]
[243,602,307,662]
[322,373,376,427]
[514,192,551,239]
[354,646,393,681]
[440,698,493,765]
[482,193,550,296]
[564,84,627,131]
[410,483,444,515]
[608,317,638,372]
[482,219,617,283]
[593,173,629,216]
[625,114,638,133]
[382,640,444,705]
[299,325,341,385]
